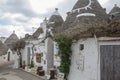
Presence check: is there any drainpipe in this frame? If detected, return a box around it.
[94,34,99,80]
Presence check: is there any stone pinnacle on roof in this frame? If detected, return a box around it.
[52,8,60,15]
[44,17,47,21]
[13,30,15,34]
[49,8,64,23]
[5,31,19,45]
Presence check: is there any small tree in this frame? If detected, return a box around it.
[13,39,25,68]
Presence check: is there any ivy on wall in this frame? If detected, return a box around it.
[55,35,72,80]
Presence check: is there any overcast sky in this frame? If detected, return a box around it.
[0,0,120,38]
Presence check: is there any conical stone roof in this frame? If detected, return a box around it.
[5,31,19,44]
[109,4,120,15]
[60,0,108,39]
[0,41,8,56]
[5,31,19,49]
[48,8,64,34]
[109,4,120,20]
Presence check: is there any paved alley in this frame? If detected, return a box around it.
[0,64,44,80]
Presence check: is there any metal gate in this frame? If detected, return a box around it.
[100,45,120,80]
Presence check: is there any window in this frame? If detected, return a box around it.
[36,53,41,63]
[80,44,84,51]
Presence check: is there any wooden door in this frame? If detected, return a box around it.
[113,46,120,80]
[100,45,120,80]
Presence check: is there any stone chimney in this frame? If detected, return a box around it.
[114,4,117,7]
[13,30,15,34]
[103,8,106,12]
[67,12,71,16]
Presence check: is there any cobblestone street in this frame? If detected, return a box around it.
[0,64,44,80]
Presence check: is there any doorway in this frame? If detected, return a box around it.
[100,45,120,80]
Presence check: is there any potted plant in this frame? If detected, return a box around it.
[30,59,34,68]
[22,61,26,69]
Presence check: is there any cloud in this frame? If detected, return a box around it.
[0,0,120,37]
[0,24,39,38]
[29,0,65,14]
[0,13,42,37]
[0,25,25,37]
[0,13,29,25]
[0,0,38,18]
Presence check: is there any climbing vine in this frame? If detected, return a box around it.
[55,35,72,80]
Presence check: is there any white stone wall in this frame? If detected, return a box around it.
[22,44,31,66]
[45,37,54,72]
[22,40,47,71]
[7,49,14,61]
[69,37,120,80]
[1,49,15,62]
[39,20,47,38]
[69,38,99,80]
[33,43,46,68]
[0,48,15,66]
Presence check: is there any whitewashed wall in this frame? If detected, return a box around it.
[22,40,47,70]
[7,49,14,61]
[0,48,15,66]
[69,37,120,80]
[22,44,32,65]
[69,38,100,80]
[33,43,46,69]
[2,48,15,62]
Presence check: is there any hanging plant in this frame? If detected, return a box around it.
[55,34,72,80]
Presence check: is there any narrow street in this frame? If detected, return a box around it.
[0,64,44,80]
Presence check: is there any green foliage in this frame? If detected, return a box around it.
[13,39,26,51]
[30,59,34,68]
[55,35,72,80]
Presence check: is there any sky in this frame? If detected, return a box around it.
[0,0,120,38]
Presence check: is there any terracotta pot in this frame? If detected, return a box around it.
[22,65,26,69]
